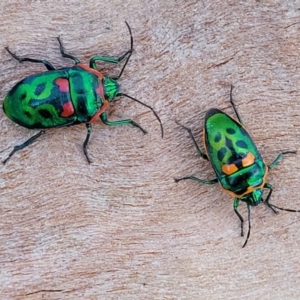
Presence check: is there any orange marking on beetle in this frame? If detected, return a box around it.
[61,101,75,117]
[88,99,110,123]
[221,162,268,198]
[222,163,238,175]
[55,78,69,93]
[242,152,255,167]
[222,153,256,175]
[77,63,104,80]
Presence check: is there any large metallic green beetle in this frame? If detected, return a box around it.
[2,22,163,164]
[176,86,298,247]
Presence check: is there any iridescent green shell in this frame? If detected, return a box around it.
[204,108,267,198]
[3,66,118,129]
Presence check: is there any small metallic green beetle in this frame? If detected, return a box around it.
[2,22,163,164]
[176,85,298,247]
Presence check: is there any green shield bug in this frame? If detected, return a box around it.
[176,85,298,247]
[2,22,163,164]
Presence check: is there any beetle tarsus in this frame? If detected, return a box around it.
[83,124,92,164]
[2,130,45,164]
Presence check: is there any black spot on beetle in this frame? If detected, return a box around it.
[214,132,222,143]
[20,93,27,101]
[226,128,236,135]
[225,137,234,149]
[35,83,46,96]
[24,111,32,118]
[218,147,227,161]
[227,153,245,165]
[38,109,52,119]
[236,140,248,149]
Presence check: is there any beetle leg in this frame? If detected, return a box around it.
[233,198,244,237]
[229,85,244,125]
[5,47,55,70]
[89,53,131,68]
[242,204,251,248]
[235,198,253,247]
[263,182,300,214]
[83,123,92,164]
[261,183,278,214]
[175,121,208,160]
[268,151,297,169]
[100,112,147,134]
[56,37,80,64]
[174,176,218,185]
[2,131,45,164]
[89,22,133,80]
[264,152,299,213]
[89,52,132,78]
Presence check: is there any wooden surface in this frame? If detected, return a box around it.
[1,1,300,299]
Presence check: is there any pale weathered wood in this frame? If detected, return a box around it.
[1,1,300,299]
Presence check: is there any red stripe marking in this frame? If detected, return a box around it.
[77,63,104,79]
[55,78,69,93]
[61,101,75,117]
[95,83,104,98]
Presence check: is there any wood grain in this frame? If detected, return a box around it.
[1,1,300,299]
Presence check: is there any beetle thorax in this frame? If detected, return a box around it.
[103,77,120,102]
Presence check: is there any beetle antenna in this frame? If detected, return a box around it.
[117,93,164,138]
[242,204,251,248]
[266,203,300,213]
[113,21,133,80]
